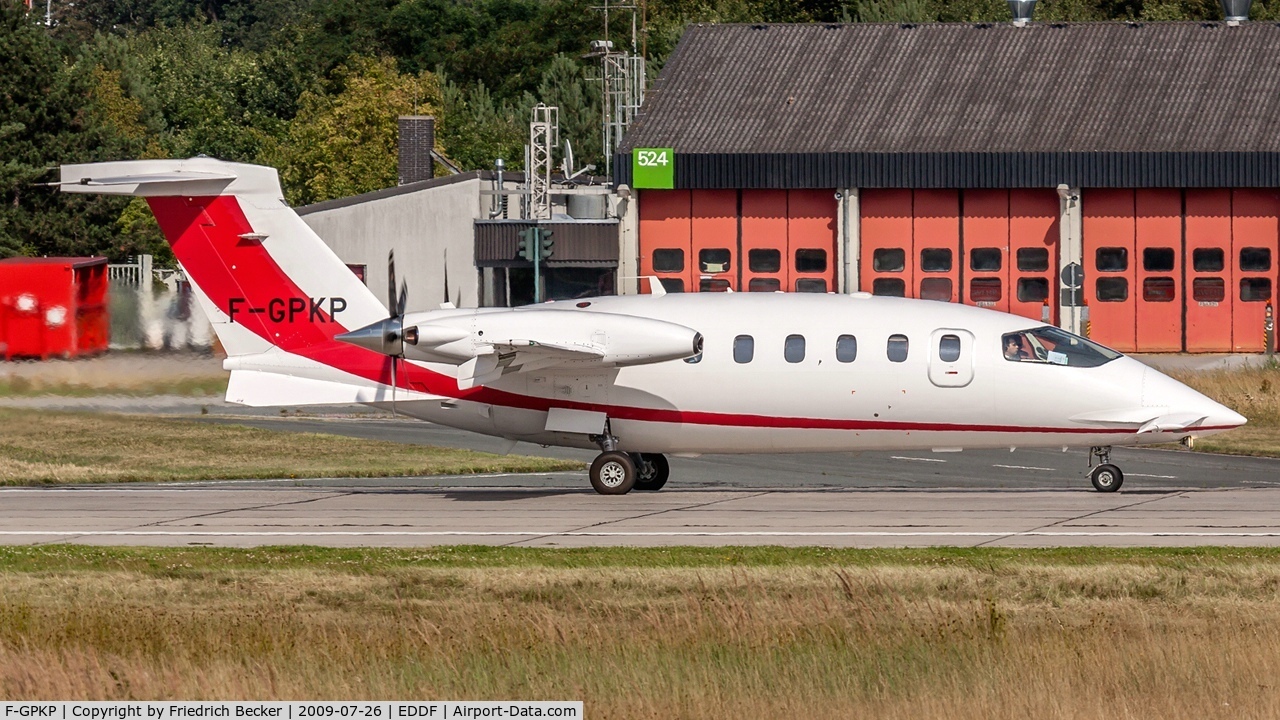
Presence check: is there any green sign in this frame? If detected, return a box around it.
[632,148,675,189]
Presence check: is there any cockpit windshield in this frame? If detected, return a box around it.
[1001,326,1122,368]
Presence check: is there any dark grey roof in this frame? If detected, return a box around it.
[620,22,1280,156]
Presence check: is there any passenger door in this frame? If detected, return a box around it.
[928,329,975,388]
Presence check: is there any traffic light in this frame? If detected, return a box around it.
[516,227,537,262]
[539,229,554,260]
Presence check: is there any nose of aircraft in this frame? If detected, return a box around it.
[1141,366,1247,432]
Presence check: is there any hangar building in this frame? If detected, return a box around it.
[613,19,1280,353]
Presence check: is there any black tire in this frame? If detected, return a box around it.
[631,453,670,491]
[1090,463,1124,492]
[590,451,636,495]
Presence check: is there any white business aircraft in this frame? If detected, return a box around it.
[58,158,1246,494]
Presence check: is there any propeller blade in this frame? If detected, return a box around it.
[397,278,408,317]
[390,356,397,417]
[387,250,398,317]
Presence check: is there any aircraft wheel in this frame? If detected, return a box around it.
[590,451,636,495]
[631,453,670,491]
[1090,463,1123,493]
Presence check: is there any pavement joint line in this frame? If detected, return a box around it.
[972,490,1191,549]
[502,491,774,548]
[133,491,355,532]
[4,530,1280,537]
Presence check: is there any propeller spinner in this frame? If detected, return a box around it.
[334,250,418,412]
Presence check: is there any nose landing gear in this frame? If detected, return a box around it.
[1088,446,1123,492]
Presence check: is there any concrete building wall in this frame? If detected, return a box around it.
[300,177,484,310]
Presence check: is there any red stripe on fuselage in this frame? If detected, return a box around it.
[145,195,1196,437]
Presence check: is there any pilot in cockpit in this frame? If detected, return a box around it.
[1004,335,1029,361]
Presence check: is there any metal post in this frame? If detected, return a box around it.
[532,228,542,304]
[1266,302,1274,359]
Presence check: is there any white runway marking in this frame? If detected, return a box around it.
[7,530,1280,538]
[993,464,1056,471]
[1127,473,1178,479]
[890,456,947,463]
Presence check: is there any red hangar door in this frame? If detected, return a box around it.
[639,189,838,294]
[861,189,1058,323]
[1083,188,1280,352]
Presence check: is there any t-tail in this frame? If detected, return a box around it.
[58,157,433,406]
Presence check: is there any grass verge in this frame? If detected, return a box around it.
[1,546,1279,718]
[1170,366,1280,456]
[0,408,579,484]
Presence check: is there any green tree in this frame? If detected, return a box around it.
[534,54,603,174]
[437,76,528,172]
[264,55,443,205]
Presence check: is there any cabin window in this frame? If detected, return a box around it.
[873,248,905,272]
[699,248,732,274]
[920,248,952,272]
[1193,248,1224,273]
[887,334,909,363]
[1144,247,1175,272]
[784,334,806,363]
[1016,248,1050,272]
[920,277,952,301]
[748,277,781,292]
[795,249,828,273]
[653,249,685,273]
[733,335,754,363]
[1096,247,1128,272]
[836,335,857,363]
[749,249,781,273]
[939,334,962,362]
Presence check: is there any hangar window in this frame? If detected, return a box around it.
[1017,277,1049,303]
[796,278,828,293]
[920,277,953,301]
[1192,277,1225,303]
[785,334,806,363]
[1241,278,1272,303]
[346,264,367,284]
[1096,277,1129,302]
[653,249,684,273]
[939,334,962,363]
[969,278,1002,303]
[1143,248,1176,272]
[1016,248,1050,272]
[970,248,1002,272]
[836,335,858,362]
[873,248,906,272]
[1142,277,1176,302]
[749,278,781,292]
[700,278,731,292]
[699,248,732,274]
[1095,247,1128,272]
[795,249,828,273]
[887,334,909,362]
[1193,248,1224,273]
[1241,247,1272,272]
[659,278,685,293]
[749,249,781,273]
[733,335,754,363]
[921,248,953,272]
[872,278,906,296]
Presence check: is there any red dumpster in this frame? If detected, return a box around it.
[0,257,110,360]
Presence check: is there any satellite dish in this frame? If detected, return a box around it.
[563,140,575,178]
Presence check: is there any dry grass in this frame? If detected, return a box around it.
[1169,366,1280,455]
[0,546,1278,718]
[0,408,579,484]
[0,354,228,397]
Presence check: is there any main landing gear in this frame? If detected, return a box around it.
[587,423,670,495]
[1088,446,1123,493]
